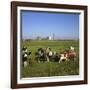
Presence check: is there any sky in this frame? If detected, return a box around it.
[21,10,79,40]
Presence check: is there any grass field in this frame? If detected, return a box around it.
[22,40,79,77]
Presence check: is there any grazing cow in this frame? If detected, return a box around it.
[35,48,47,62]
[22,46,32,67]
[22,53,28,67]
[59,52,68,63]
[35,47,61,63]
[66,50,77,60]
[35,47,54,62]
[35,47,63,62]
[46,48,53,62]
[53,52,61,62]
[59,47,77,63]
[67,46,76,60]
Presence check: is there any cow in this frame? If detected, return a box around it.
[35,47,61,63]
[66,50,77,60]
[46,48,53,62]
[22,46,32,67]
[35,48,47,62]
[35,47,54,62]
[59,47,77,63]
[53,52,61,62]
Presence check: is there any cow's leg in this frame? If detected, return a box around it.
[36,56,40,63]
[38,57,40,63]
[66,57,69,62]
[38,60,40,63]
[24,61,28,67]
[46,56,49,62]
[47,58,49,62]
[59,58,62,63]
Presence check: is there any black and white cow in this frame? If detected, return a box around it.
[35,47,60,62]
[22,46,32,67]
[35,48,47,62]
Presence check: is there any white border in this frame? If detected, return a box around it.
[17,7,84,84]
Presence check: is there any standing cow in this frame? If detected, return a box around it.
[22,46,32,67]
[35,48,47,62]
[35,47,54,62]
[59,46,77,63]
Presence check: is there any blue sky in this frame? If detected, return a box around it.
[21,10,79,40]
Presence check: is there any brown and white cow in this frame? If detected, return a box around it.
[59,50,77,63]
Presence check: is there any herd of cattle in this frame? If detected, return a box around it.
[22,46,77,67]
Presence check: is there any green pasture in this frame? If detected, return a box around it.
[22,40,79,77]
